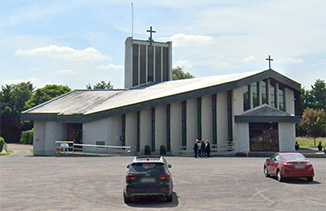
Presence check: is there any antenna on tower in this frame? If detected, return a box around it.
[131,0,134,38]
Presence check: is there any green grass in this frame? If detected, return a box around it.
[296,137,326,148]
[0,150,13,156]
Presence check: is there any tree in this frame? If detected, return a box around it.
[300,108,326,146]
[172,66,195,80]
[25,84,71,110]
[301,79,326,111]
[86,81,113,90]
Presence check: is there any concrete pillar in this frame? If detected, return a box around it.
[186,98,197,149]
[267,79,271,105]
[216,92,228,146]
[125,112,137,151]
[232,87,244,151]
[140,108,152,154]
[276,82,279,109]
[33,121,45,155]
[202,95,213,142]
[237,123,249,153]
[285,87,295,115]
[170,102,182,155]
[155,105,167,154]
[278,122,296,152]
[44,121,66,155]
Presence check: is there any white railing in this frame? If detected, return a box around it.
[55,141,135,156]
[177,143,234,156]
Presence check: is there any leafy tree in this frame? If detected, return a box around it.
[24,84,71,110]
[172,66,195,80]
[300,108,326,146]
[301,79,326,111]
[86,81,113,90]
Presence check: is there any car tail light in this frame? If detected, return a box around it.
[126,174,136,182]
[161,187,169,191]
[159,174,170,180]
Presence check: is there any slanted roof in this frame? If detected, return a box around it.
[21,69,301,123]
[235,104,300,123]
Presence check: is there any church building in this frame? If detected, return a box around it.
[21,31,301,156]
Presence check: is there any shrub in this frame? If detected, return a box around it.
[144,145,151,155]
[160,145,167,155]
[20,129,34,145]
[0,137,5,152]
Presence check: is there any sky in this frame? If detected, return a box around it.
[1,0,325,90]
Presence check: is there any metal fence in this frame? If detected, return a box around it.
[177,143,234,156]
[55,141,135,156]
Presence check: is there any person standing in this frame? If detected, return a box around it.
[193,140,199,158]
[205,140,211,157]
[201,140,206,158]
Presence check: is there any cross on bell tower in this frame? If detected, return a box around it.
[146,26,156,46]
[266,55,274,69]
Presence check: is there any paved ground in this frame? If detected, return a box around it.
[4,144,33,157]
[1,153,325,211]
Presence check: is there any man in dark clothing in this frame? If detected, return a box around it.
[201,140,206,157]
[206,140,211,157]
[193,140,199,158]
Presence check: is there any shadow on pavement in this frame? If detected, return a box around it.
[126,192,179,208]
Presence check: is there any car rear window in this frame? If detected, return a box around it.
[131,163,165,173]
[283,154,307,161]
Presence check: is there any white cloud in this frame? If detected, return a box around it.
[243,56,256,62]
[164,34,215,47]
[56,69,78,75]
[280,58,303,64]
[15,45,110,61]
[2,77,41,85]
[173,60,193,69]
[96,64,123,70]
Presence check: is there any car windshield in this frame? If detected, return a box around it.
[131,163,165,173]
[283,154,307,161]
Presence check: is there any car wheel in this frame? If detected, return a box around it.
[166,194,173,202]
[277,170,284,182]
[264,167,269,177]
[307,177,313,182]
[124,194,131,203]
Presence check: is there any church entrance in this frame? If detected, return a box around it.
[249,123,279,151]
[66,123,83,144]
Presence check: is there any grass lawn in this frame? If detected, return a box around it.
[0,150,13,156]
[296,137,326,148]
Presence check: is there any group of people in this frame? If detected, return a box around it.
[193,139,211,158]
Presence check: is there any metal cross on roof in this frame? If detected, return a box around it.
[266,55,274,69]
[146,26,156,46]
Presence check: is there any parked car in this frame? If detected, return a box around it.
[123,156,173,203]
[264,152,314,182]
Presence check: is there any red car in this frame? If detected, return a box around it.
[264,152,314,182]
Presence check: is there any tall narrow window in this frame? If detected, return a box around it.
[151,108,155,151]
[182,101,187,146]
[155,46,161,83]
[212,94,217,145]
[166,104,171,152]
[137,111,140,151]
[140,45,146,84]
[197,97,202,140]
[279,87,285,111]
[252,82,259,108]
[147,46,154,82]
[132,44,139,86]
[261,80,268,104]
[121,114,126,146]
[270,83,276,107]
[243,85,251,111]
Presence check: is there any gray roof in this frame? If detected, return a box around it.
[235,104,300,123]
[21,69,301,123]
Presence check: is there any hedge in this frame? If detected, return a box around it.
[0,137,4,152]
[20,129,34,145]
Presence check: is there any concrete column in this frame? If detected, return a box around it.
[109,115,122,146]
[124,37,133,89]
[237,123,249,153]
[155,105,167,154]
[216,92,228,146]
[33,121,45,155]
[44,121,66,155]
[170,102,182,155]
[285,87,295,115]
[202,95,213,142]
[267,79,271,105]
[83,118,110,146]
[232,87,244,151]
[276,82,279,109]
[140,108,152,154]
[278,122,296,152]
[186,98,197,149]
[125,112,137,151]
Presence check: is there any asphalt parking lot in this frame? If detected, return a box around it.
[1,155,325,211]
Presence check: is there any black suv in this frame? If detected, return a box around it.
[123,156,173,203]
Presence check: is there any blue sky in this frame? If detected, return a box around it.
[1,0,325,90]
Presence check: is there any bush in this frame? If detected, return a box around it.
[20,129,34,145]
[0,137,5,152]
[160,145,167,156]
[144,145,151,155]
